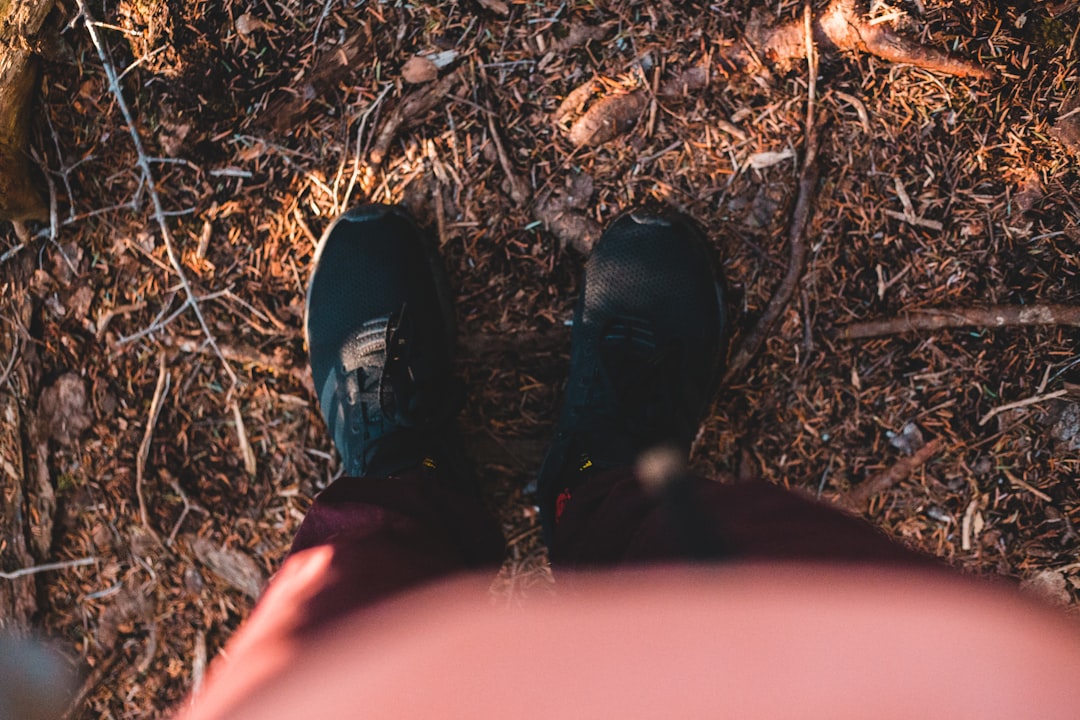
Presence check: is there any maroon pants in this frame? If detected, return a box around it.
[249,467,925,649]
[177,466,936,719]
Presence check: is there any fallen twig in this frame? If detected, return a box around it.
[0,556,96,580]
[837,305,1080,339]
[76,0,236,385]
[364,73,459,193]
[136,354,170,536]
[979,388,1069,427]
[841,437,943,509]
[230,399,257,477]
[724,43,822,385]
[166,479,208,547]
[486,109,530,205]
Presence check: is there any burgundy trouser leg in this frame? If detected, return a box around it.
[178,469,504,720]
[551,467,931,567]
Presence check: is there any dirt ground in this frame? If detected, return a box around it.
[1,0,1079,717]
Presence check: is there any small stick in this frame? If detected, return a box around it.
[837,305,1080,339]
[136,354,170,535]
[369,73,459,170]
[76,0,236,385]
[978,389,1069,427]
[486,110,530,205]
[0,336,21,389]
[723,74,821,383]
[231,398,257,477]
[166,479,208,547]
[1003,469,1053,502]
[61,650,119,720]
[0,556,97,580]
[841,437,943,509]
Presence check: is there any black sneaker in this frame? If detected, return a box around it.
[536,210,727,545]
[305,204,460,477]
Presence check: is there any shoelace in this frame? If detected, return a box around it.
[335,305,459,473]
[595,317,691,443]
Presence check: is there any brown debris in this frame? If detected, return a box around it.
[262,34,363,132]
[37,373,92,447]
[548,21,615,54]
[0,394,37,628]
[0,0,54,223]
[533,172,600,254]
[476,0,509,14]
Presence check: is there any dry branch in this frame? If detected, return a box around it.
[837,305,1080,339]
[0,0,56,222]
[76,0,237,385]
[840,438,943,509]
[135,354,170,536]
[724,125,822,384]
[369,73,460,168]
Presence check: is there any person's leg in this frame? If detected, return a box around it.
[537,209,928,567]
[177,205,503,719]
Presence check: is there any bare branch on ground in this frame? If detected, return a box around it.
[837,305,1080,339]
[136,354,170,537]
[76,0,237,385]
[840,437,944,510]
[724,90,822,383]
[979,389,1070,428]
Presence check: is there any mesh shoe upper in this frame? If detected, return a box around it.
[305,205,458,477]
[538,211,727,543]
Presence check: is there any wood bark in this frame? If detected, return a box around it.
[0,392,37,630]
[0,0,57,223]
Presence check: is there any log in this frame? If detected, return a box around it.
[0,0,57,223]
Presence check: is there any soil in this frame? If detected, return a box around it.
[1,0,1079,717]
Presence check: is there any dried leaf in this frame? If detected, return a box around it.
[1019,569,1072,608]
[566,91,647,148]
[191,537,266,599]
[235,13,271,36]
[1049,101,1080,155]
[38,373,92,446]
[888,422,925,456]
[426,50,458,69]
[476,0,510,14]
[402,56,439,84]
[747,148,795,169]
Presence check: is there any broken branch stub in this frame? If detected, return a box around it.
[553,0,990,150]
[746,0,993,80]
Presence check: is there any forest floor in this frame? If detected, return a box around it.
[1,0,1079,717]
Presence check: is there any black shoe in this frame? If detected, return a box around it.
[305,204,460,477]
[536,210,727,545]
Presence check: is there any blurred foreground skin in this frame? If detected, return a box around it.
[175,206,1080,719]
[177,561,1080,720]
